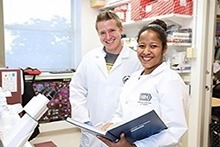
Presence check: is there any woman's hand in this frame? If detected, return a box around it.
[97,133,136,147]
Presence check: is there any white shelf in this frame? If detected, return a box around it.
[168,42,192,46]
[123,14,193,27]
[100,0,130,10]
[175,70,191,74]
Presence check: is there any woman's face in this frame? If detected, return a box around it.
[96,19,123,54]
[137,29,166,74]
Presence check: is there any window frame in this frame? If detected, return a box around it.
[0,0,81,70]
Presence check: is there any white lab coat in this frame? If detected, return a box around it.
[112,62,190,147]
[69,46,142,147]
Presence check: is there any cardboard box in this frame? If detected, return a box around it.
[90,0,105,8]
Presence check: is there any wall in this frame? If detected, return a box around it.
[0,0,5,67]
[81,0,102,58]
[217,4,220,15]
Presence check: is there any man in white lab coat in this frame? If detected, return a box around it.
[69,10,142,147]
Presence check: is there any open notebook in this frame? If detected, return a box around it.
[66,110,167,143]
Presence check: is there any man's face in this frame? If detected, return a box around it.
[96,19,123,54]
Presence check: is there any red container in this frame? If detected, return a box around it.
[114,4,128,22]
[157,0,193,16]
[131,0,193,20]
[144,0,161,18]
[131,0,152,21]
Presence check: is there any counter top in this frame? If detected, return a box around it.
[25,72,74,81]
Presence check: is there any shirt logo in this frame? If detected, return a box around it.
[139,93,152,101]
[122,75,130,84]
[138,93,152,105]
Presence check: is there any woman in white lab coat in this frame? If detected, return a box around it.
[98,19,190,147]
[69,10,142,147]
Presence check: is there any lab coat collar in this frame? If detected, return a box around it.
[119,45,132,58]
[148,62,169,76]
[113,46,131,69]
[94,46,131,58]
[93,47,108,77]
[94,46,132,73]
[94,46,106,58]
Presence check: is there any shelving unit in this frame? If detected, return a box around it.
[123,14,193,38]
[101,0,193,84]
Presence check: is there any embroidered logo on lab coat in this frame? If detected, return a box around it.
[138,93,152,105]
[122,75,130,84]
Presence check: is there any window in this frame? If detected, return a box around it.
[3,0,81,71]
